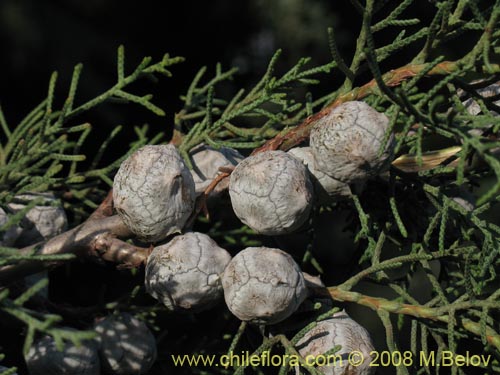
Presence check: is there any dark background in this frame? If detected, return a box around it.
[0,0,351,157]
[0,0,441,160]
[0,1,480,374]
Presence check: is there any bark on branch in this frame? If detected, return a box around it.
[0,215,135,283]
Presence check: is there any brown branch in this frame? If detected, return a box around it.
[177,61,500,193]
[1,170,232,283]
[88,189,114,220]
[178,62,477,203]
[92,232,151,269]
[253,61,461,155]
[185,168,233,228]
[0,215,133,283]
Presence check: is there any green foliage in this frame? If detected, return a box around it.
[0,46,183,364]
[176,52,337,167]
[0,46,181,215]
[0,278,96,358]
[1,0,500,374]
[0,45,181,241]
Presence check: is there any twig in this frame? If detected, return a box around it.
[88,189,114,220]
[92,232,151,269]
[327,286,500,352]
[253,61,500,154]
[200,61,496,191]
[0,215,132,283]
[185,168,233,228]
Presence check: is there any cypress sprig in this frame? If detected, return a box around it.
[1,1,500,373]
[0,45,181,217]
[176,52,337,163]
